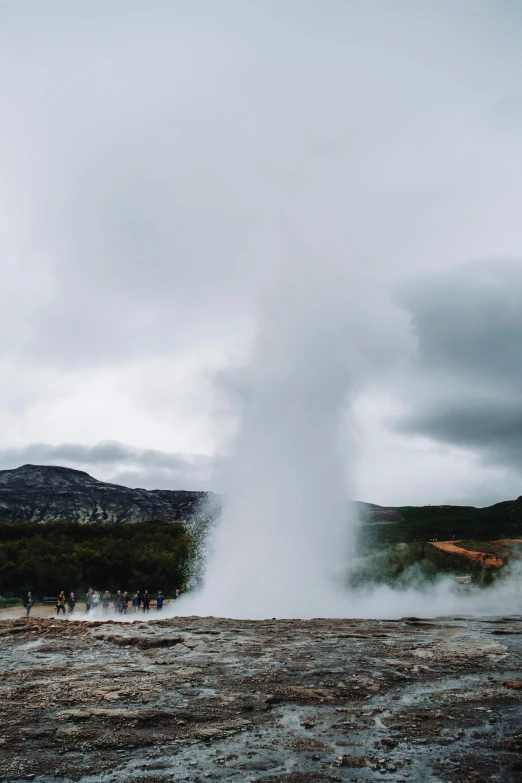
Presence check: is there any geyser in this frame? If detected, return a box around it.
[182,254,363,618]
[172,254,521,621]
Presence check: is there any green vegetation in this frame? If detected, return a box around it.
[361,500,521,546]
[0,499,520,601]
[0,521,195,600]
[0,595,22,607]
[348,539,515,589]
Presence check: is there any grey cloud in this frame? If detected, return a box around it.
[2,2,521,366]
[2,2,522,509]
[399,260,522,389]
[401,398,522,463]
[0,441,214,490]
[397,259,522,467]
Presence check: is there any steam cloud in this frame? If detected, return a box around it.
[170,253,521,620]
[181,252,359,618]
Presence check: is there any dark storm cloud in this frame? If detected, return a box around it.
[397,260,522,466]
[401,260,522,387]
[402,399,522,460]
[0,442,214,490]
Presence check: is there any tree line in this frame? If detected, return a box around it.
[0,521,195,599]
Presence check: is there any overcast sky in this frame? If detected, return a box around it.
[1,0,521,506]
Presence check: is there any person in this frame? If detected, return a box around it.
[142,590,150,613]
[136,590,142,610]
[122,591,130,615]
[85,588,93,614]
[173,589,180,600]
[92,590,100,614]
[56,591,66,616]
[156,591,165,611]
[23,592,34,618]
[102,591,111,615]
[67,592,76,615]
[132,592,139,613]
[114,591,123,613]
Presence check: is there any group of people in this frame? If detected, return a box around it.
[83,588,179,615]
[22,588,181,617]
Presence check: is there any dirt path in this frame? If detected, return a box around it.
[1,600,172,620]
[492,539,522,546]
[430,540,503,567]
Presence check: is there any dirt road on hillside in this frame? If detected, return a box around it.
[430,541,503,568]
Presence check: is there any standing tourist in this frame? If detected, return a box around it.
[114,591,123,613]
[92,590,100,615]
[142,590,150,613]
[136,590,142,611]
[67,593,76,615]
[56,592,66,616]
[85,588,93,614]
[132,592,139,613]
[122,591,130,614]
[155,591,165,611]
[23,592,34,617]
[102,591,111,615]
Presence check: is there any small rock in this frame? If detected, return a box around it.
[503,680,522,690]
[338,756,370,768]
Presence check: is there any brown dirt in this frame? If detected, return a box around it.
[0,600,172,620]
[430,540,503,567]
[492,539,522,546]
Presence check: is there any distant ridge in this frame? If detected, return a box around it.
[0,464,520,541]
[0,464,405,528]
[0,464,208,525]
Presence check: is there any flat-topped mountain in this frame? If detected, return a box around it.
[0,464,208,525]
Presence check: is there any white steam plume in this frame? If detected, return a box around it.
[168,247,522,621]
[177,250,394,618]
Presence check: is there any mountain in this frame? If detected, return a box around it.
[0,464,520,542]
[0,465,408,528]
[353,501,404,525]
[0,464,209,525]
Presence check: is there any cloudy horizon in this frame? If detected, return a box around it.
[1,1,522,507]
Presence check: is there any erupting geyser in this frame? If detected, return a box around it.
[182,254,361,618]
[171,255,522,622]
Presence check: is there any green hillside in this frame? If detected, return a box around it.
[360,498,522,546]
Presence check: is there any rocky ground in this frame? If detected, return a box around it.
[0,613,521,783]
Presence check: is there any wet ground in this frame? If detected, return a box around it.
[1,613,521,783]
